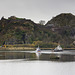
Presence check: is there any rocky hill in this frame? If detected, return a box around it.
[45,13,75,47]
[46,13,75,27]
[0,14,75,48]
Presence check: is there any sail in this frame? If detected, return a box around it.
[54,45,62,51]
[36,46,41,52]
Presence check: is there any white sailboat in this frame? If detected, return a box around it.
[54,44,63,52]
[36,46,41,52]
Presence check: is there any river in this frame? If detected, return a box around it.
[0,60,75,75]
[0,50,75,75]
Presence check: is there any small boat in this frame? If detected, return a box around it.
[54,44,63,52]
[36,46,41,52]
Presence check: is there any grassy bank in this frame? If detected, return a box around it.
[0,47,75,51]
[0,47,35,51]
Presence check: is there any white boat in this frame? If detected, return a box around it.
[36,46,41,52]
[54,44,63,52]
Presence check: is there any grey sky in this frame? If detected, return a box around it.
[0,0,75,23]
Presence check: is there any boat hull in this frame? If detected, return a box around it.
[54,50,63,52]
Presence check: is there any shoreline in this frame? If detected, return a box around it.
[0,47,75,51]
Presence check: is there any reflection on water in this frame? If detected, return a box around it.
[0,50,75,62]
[36,52,41,59]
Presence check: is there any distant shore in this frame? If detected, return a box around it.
[0,47,54,51]
[0,47,75,51]
[0,47,35,51]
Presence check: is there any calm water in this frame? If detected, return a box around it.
[0,60,75,75]
[0,50,75,75]
[0,50,75,61]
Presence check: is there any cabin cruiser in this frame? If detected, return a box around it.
[54,44,63,52]
[36,46,41,52]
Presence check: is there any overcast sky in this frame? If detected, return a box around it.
[0,0,75,23]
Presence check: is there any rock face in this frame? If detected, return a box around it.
[0,14,75,48]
